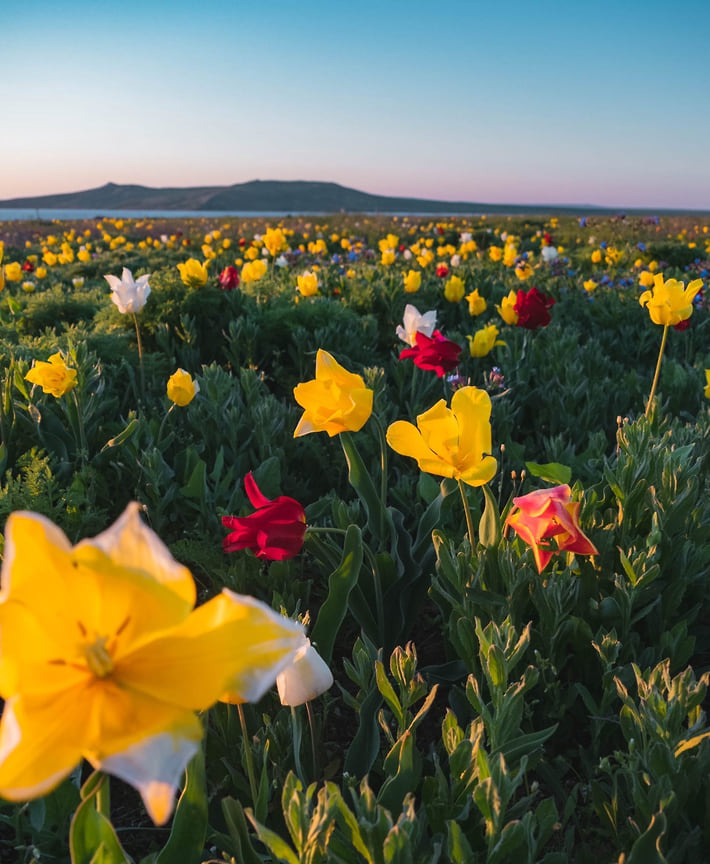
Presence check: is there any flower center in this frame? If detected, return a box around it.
[83,635,114,678]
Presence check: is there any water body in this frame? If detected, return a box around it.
[0,209,331,222]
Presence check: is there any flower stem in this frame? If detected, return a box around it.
[457,478,476,546]
[132,312,145,398]
[645,323,669,418]
[372,413,389,538]
[71,389,88,464]
[306,700,318,779]
[290,706,305,785]
[95,772,111,820]
[237,704,258,808]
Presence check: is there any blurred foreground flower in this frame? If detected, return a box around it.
[177,258,209,289]
[514,286,555,329]
[167,369,199,406]
[0,504,306,823]
[387,386,496,487]
[276,640,333,706]
[639,273,702,326]
[399,330,461,377]
[104,267,151,314]
[504,484,598,573]
[396,303,436,346]
[25,352,77,397]
[293,349,373,437]
[222,472,306,560]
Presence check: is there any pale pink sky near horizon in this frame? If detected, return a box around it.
[3,0,709,211]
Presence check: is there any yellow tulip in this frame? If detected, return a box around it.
[381,249,396,266]
[4,262,21,282]
[166,369,199,406]
[444,275,465,303]
[489,245,502,262]
[639,273,702,326]
[496,289,519,325]
[0,504,306,824]
[386,386,497,487]
[591,249,602,264]
[293,349,373,437]
[263,227,287,257]
[639,270,655,288]
[35,267,47,280]
[297,271,319,297]
[241,259,268,284]
[467,323,505,358]
[466,289,487,317]
[25,353,77,397]
[403,270,422,293]
[177,259,209,289]
[583,279,597,293]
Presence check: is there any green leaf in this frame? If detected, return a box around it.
[626,811,668,864]
[525,461,572,486]
[340,431,392,544]
[246,810,300,864]
[479,484,500,549]
[155,747,207,864]
[311,524,363,664]
[101,417,140,452]
[69,777,133,864]
[446,820,474,864]
[220,797,264,864]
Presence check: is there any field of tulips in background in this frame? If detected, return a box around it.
[0,210,708,863]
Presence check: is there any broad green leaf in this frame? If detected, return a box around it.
[525,461,572,486]
[155,748,207,864]
[479,484,500,548]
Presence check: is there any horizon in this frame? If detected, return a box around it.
[3,0,709,211]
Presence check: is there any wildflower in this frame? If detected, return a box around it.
[444,275,465,302]
[166,369,199,406]
[399,330,461,377]
[639,273,702,326]
[583,279,597,293]
[218,266,240,290]
[0,504,306,824]
[222,472,306,561]
[297,271,319,297]
[466,289,487,317]
[467,323,505,358]
[504,484,598,573]
[177,259,209,289]
[386,386,497,487]
[514,286,555,329]
[396,304,436,346]
[241,259,268,284]
[104,267,151,314]
[262,227,287,256]
[541,246,559,263]
[25,353,77,398]
[276,640,333,706]
[403,270,421,293]
[293,349,373,437]
[515,260,533,281]
[496,289,519,325]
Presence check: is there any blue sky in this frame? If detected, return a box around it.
[2,0,709,209]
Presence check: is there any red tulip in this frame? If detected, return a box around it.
[21,261,34,272]
[504,484,598,573]
[514,286,555,329]
[222,473,306,560]
[218,265,240,290]
[399,329,461,377]
[436,264,449,278]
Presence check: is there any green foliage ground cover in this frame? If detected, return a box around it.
[0,212,709,862]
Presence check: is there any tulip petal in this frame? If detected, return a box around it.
[386,419,456,478]
[98,730,200,825]
[117,592,306,710]
[0,691,86,801]
[244,472,271,509]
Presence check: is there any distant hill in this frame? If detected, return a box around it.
[1,180,704,217]
[0,180,598,215]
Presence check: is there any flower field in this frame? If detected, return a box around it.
[0,211,708,863]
